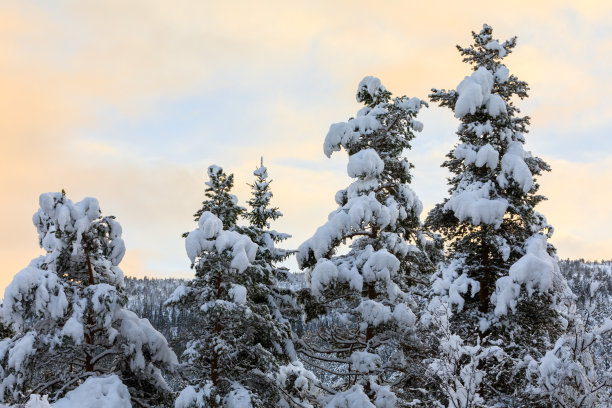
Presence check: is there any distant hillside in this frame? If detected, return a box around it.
[124,260,612,346]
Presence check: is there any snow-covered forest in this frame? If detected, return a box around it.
[1,25,610,408]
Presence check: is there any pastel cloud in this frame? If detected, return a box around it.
[1,0,611,294]
[539,158,612,260]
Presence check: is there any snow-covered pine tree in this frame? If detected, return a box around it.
[242,158,319,407]
[188,165,245,233]
[297,76,438,406]
[244,158,292,266]
[425,24,574,406]
[170,165,316,407]
[0,191,177,406]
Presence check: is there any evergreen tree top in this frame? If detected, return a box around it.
[299,76,430,269]
[458,24,517,70]
[31,191,125,287]
[245,157,282,230]
[192,165,245,230]
[428,24,550,237]
[244,157,292,264]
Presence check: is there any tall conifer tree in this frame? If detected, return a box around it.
[0,192,177,406]
[243,159,319,407]
[171,165,316,407]
[425,25,573,406]
[297,76,438,405]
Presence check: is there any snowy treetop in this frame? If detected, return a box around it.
[185,211,257,272]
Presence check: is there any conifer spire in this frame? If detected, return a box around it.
[425,24,571,407]
[297,75,437,405]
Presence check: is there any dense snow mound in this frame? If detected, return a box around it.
[492,234,559,316]
[19,376,132,408]
[53,375,131,408]
[454,67,507,118]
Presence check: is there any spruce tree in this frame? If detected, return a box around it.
[170,165,316,407]
[297,76,438,405]
[190,165,245,231]
[0,192,177,406]
[425,25,573,406]
[243,159,319,407]
[244,158,291,264]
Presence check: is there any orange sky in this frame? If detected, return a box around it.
[1,1,611,294]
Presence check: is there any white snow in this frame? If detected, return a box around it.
[395,96,423,112]
[309,260,339,297]
[494,65,510,83]
[357,300,392,327]
[444,181,508,228]
[325,385,375,408]
[198,211,224,239]
[119,309,178,371]
[2,265,68,331]
[297,193,396,267]
[362,249,399,283]
[165,284,190,305]
[392,303,416,329]
[454,143,498,170]
[595,318,612,336]
[493,235,557,316]
[497,142,533,193]
[347,149,384,179]
[185,230,207,264]
[371,383,397,408]
[185,212,257,272]
[484,40,507,57]
[350,351,380,373]
[323,106,385,157]
[175,382,213,408]
[175,386,201,408]
[486,94,507,116]
[533,337,564,390]
[53,375,131,408]
[454,67,493,117]
[8,332,36,371]
[468,120,493,137]
[207,164,223,178]
[61,316,84,345]
[229,284,247,305]
[222,383,253,408]
[431,259,480,312]
[475,143,499,169]
[454,144,477,166]
[454,67,507,118]
[277,362,318,394]
[25,395,51,408]
[357,76,386,101]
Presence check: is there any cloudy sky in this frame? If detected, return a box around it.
[1,0,611,293]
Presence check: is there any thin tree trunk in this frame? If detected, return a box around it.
[211,270,222,387]
[84,243,96,372]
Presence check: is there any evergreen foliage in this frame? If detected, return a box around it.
[1,24,609,408]
[0,192,177,407]
[242,159,319,407]
[296,76,439,405]
[185,165,246,236]
[424,24,579,406]
[170,165,316,407]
